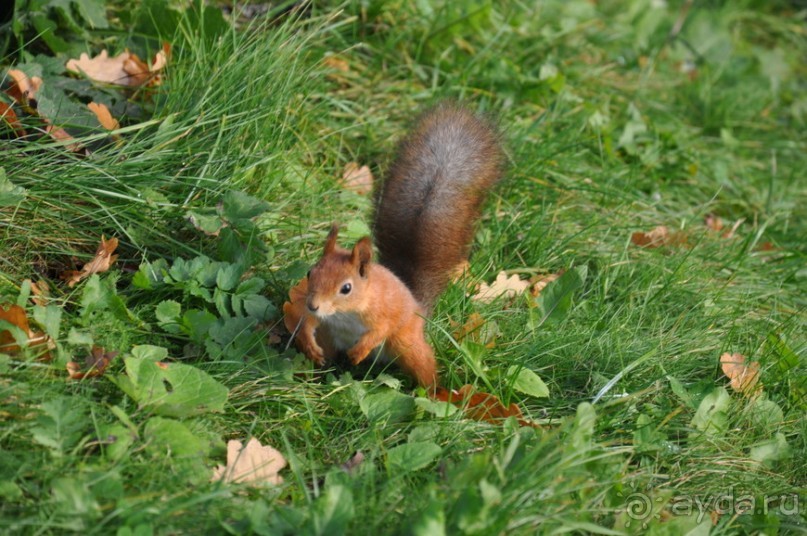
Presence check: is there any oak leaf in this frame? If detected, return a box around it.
[5,69,42,103]
[472,271,529,303]
[530,272,561,297]
[212,438,286,485]
[340,162,373,195]
[720,352,762,397]
[66,346,119,380]
[66,45,169,87]
[87,102,120,131]
[63,236,119,287]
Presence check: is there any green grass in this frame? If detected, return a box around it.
[1,0,805,534]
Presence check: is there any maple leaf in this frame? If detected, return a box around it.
[63,236,119,287]
[472,271,529,303]
[66,346,119,380]
[720,352,762,397]
[339,162,374,195]
[212,438,286,485]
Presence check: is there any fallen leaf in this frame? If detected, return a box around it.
[0,102,24,136]
[630,225,687,248]
[87,102,120,130]
[432,385,538,428]
[63,236,119,287]
[339,162,373,195]
[472,271,529,303]
[721,219,743,240]
[66,45,169,88]
[720,352,762,397]
[323,55,349,72]
[66,50,134,85]
[29,280,50,306]
[66,346,119,379]
[0,303,52,359]
[0,304,30,354]
[5,69,42,103]
[704,214,724,232]
[212,438,286,485]
[452,312,497,348]
[530,272,561,297]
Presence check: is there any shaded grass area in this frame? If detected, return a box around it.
[1,0,805,534]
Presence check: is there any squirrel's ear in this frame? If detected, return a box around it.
[351,237,373,278]
[323,224,339,255]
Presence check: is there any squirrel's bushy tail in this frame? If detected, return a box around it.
[373,103,505,311]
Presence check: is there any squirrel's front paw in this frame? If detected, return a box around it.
[347,345,370,366]
[304,343,326,367]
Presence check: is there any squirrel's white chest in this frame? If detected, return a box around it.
[320,312,368,351]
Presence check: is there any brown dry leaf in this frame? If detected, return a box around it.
[5,69,43,103]
[340,162,374,195]
[66,346,119,380]
[720,352,762,397]
[0,304,30,354]
[63,236,119,287]
[433,385,537,428]
[29,280,50,306]
[472,271,529,303]
[0,303,52,359]
[0,102,24,136]
[212,438,286,485]
[323,55,349,72]
[87,102,120,130]
[452,312,497,348]
[631,225,687,248]
[704,214,724,232]
[530,272,561,297]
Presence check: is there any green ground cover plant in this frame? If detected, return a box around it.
[0,0,804,534]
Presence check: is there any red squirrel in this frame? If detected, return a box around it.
[284,103,504,389]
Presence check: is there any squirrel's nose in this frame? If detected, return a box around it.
[307,300,319,312]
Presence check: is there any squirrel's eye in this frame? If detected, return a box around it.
[340,283,352,295]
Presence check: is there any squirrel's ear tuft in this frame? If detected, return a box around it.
[352,237,373,277]
[324,224,339,254]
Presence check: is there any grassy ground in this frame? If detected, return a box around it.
[1,0,805,534]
